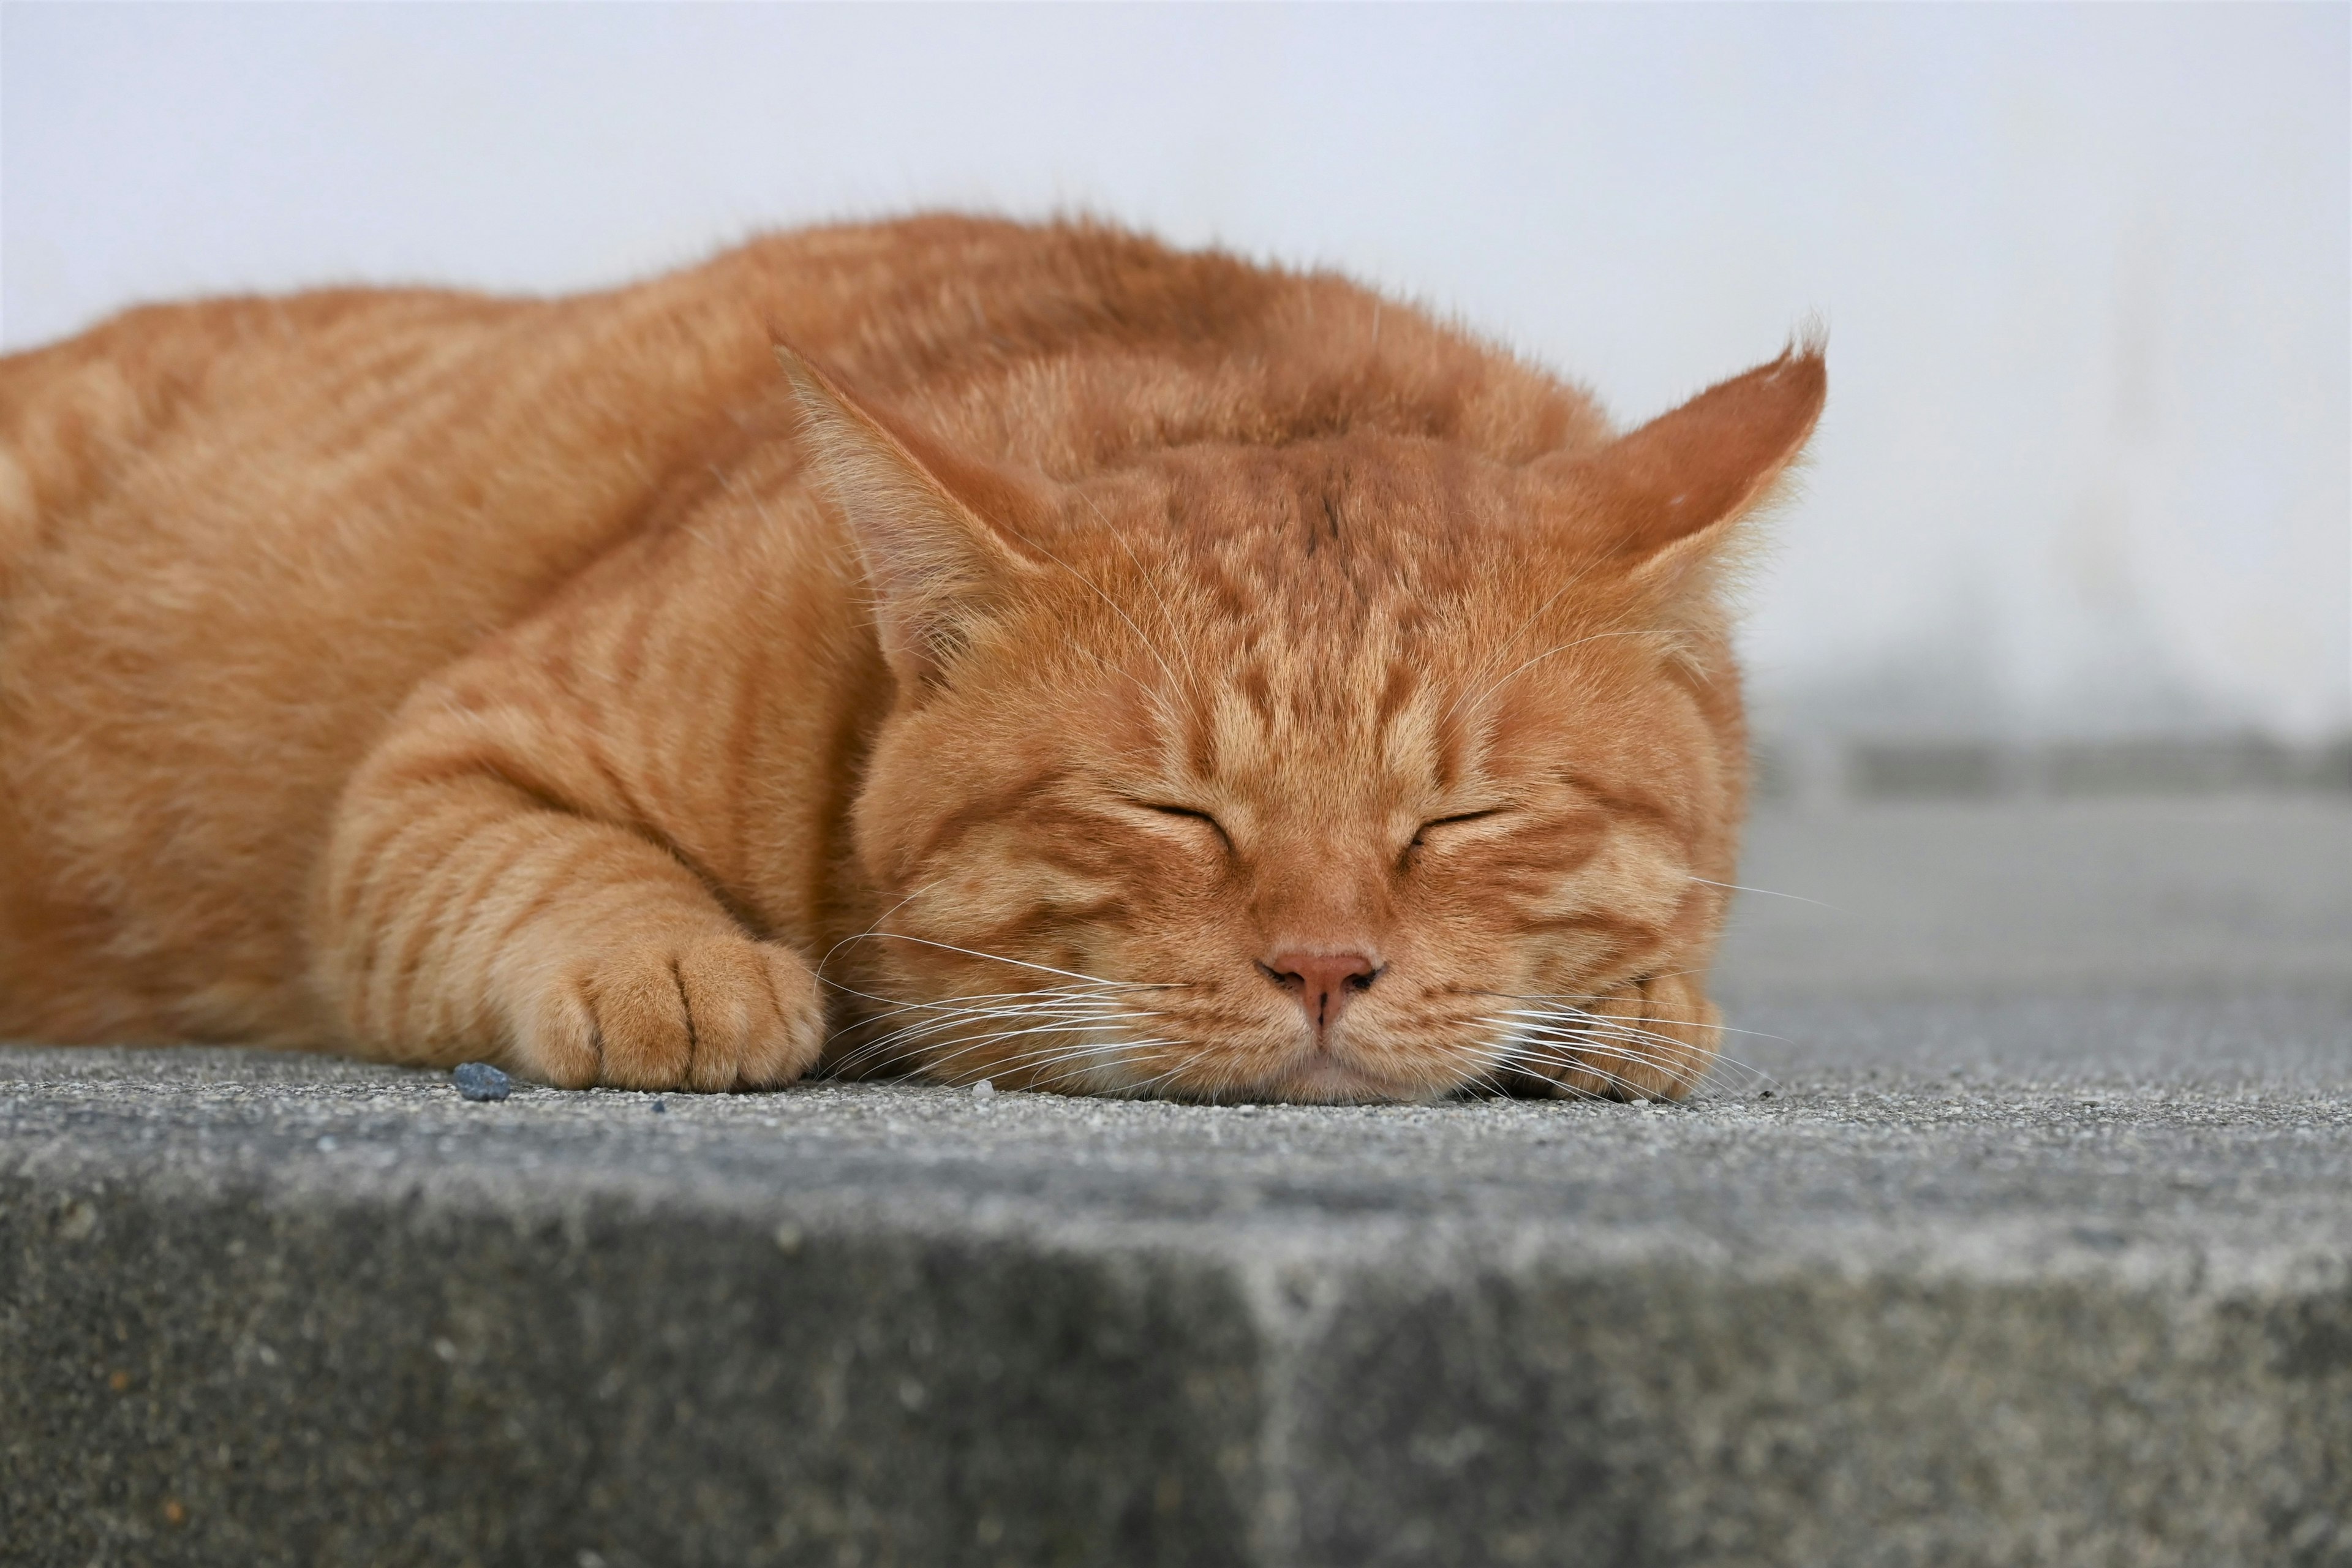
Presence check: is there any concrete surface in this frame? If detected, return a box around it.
[1717,797,2352,998]
[4,800,2349,1567]
[1754,733,2352,804]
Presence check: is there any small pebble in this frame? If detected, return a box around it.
[651,1099,668,1115]
[451,1062,511,1102]
[973,1080,995,1098]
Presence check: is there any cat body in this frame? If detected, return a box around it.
[0,216,1820,1101]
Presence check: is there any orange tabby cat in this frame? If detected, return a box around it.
[0,216,1821,1102]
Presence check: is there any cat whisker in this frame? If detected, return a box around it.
[1457,968,1709,1000]
[1505,1034,1675,1100]
[1686,875,1839,911]
[935,1033,1144,1089]
[1467,992,1792,1045]
[1445,1036,1531,1101]
[855,986,1142,1027]
[1502,1048,1676,1102]
[826,930,1180,990]
[841,984,1138,1032]
[1121,1041,1240,1099]
[1515,1011,1779,1084]
[825,993,1150,1076]
[1484,1012,1706,1087]
[887,1022,1152,1089]
[836,1000,1156,1076]
[1483,1003,1790,1047]
[1458,1030,1646,1104]
[1016,1036,1187,1096]
[1482,1013,1777,1099]
[1496,1011,1721,1072]
[835,982,1135,1032]
[813,878,948,985]
[856,1006,1147,1065]
[1490,1009,1703,1059]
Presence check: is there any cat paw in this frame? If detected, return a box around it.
[515,935,824,1091]
[1518,973,1721,1102]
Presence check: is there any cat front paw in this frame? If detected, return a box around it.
[514,935,824,1091]
[1514,973,1721,1102]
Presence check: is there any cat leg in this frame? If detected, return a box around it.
[315,761,824,1091]
[1528,973,1721,1102]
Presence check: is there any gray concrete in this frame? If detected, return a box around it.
[1753,733,2352,804]
[4,800,2350,1567]
[1718,797,2352,997]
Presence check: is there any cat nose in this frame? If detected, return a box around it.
[1259,949,1381,1036]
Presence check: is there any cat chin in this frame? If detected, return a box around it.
[1178,1052,1449,1107]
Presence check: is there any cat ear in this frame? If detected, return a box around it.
[774,344,1041,685]
[1547,339,1825,594]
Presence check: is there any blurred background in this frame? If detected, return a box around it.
[4,2,2346,803]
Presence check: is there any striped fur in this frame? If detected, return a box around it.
[0,216,1821,1099]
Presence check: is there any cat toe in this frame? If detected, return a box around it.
[673,938,824,1090]
[513,937,823,1092]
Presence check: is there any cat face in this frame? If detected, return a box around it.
[787,348,1822,1102]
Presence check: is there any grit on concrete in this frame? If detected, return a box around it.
[4,799,2349,1567]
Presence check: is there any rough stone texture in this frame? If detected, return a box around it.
[3,800,2349,1567]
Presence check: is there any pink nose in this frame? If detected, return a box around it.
[1260,950,1381,1035]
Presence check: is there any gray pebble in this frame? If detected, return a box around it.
[452,1062,511,1102]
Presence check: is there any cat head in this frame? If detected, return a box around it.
[782,342,1823,1102]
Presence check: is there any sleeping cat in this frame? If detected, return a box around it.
[0,216,1821,1102]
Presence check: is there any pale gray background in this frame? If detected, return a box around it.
[4,2,2345,748]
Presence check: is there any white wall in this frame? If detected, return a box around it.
[5,2,2344,739]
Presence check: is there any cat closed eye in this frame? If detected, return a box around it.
[1139,803,1232,846]
[1408,808,1512,849]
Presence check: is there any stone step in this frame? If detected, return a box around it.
[7,993,2348,1568]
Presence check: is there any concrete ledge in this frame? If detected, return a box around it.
[1750,734,2352,804]
[7,1000,2350,1567]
